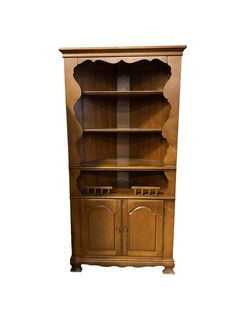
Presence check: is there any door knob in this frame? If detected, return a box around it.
[115,227,128,232]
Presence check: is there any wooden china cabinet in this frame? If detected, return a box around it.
[59,45,186,274]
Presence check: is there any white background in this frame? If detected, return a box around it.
[0,0,236,313]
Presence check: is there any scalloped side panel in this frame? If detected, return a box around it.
[64,58,83,165]
[162,56,182,166]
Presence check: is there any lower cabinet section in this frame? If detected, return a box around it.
[70,198,175,271]
[78,199,164,257]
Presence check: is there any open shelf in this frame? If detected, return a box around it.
[82,90,163,97]
[78,133,168,168]
[72,58,175,196]
[76,96,170,130]
[83,128,162,133]
[70,170,175,199]
[74,59,171,91]
[71,158,175,171]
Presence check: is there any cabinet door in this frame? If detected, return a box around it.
[81,199,121,256]
[123,200,164,257]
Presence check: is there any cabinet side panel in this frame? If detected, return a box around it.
[163,200,175,258]
[70,199,82,256]
[63,58,82,165]
[162,56,182,166]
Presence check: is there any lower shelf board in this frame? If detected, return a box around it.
[70,256,175,268]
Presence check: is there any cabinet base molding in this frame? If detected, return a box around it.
[70,256,175,271]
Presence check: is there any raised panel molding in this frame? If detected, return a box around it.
[129,205,157,215]
[88,204,114,214]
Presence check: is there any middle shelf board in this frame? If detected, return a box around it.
[82,90,163,97]
[70,158,176,171]
[83,128,162,133]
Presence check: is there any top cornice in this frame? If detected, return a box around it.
[59,45,187,58]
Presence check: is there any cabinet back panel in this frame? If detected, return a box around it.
[80,96,170,130]
[78,134,117,163]
[77,171,168,194]
[78,133,167,165]
[130,59,171,90]
[129,97,170,129]
[78,172,117,193]
[74,59,171,91]
[129,133,168,164]
[82,96,117,129]
[74,60,117,91]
